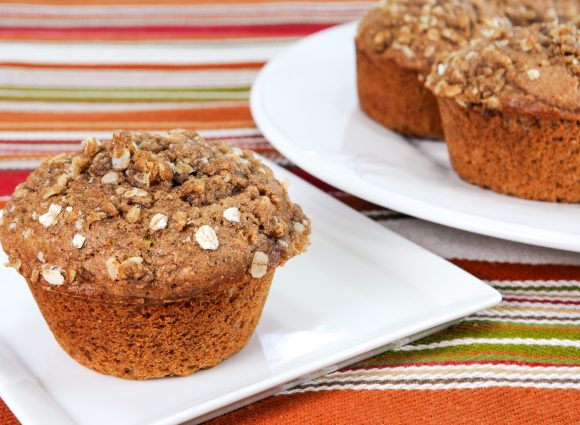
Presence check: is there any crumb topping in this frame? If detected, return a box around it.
[489,0,559,26]
[358,0,580,75]
[426,23,580,116]
[0,130,310,303]
[357,0,508,72]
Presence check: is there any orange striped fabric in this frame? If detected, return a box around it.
[0,0,373,41]
[0,1,579,424]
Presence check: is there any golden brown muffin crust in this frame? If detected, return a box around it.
[356,49,444,137]
[427,23,580,118]
[0,130,310,303]
[356,0,505,74]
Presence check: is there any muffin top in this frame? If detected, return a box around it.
[356,0,507,73]
[489,0,559,26]
[426,23,580,118]
[0,130,310,303]
[490,0,579,27]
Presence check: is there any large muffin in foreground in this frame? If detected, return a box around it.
[0,129,310,379]
[355,0,503,139]
[427,23,580,202]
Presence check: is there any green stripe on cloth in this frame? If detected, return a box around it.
[407,324,580,343]
[356,345,580,366]
[0,86,251,102]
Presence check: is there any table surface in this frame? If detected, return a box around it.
[0,1,579,424]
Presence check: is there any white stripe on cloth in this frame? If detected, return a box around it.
[315,369,580,383]
[0,128,262,141]
[396,338,580,351]
[0,159,44,170]
[0,40,290,65]
[0,2,372,17]
[468,308,580,323]
[0,69,258,89]
[499,290,580,298]
[0,100,249,112]
[0,144,80,152]
[380,219,580,265]
[0,89,249,100]
[284,381,580,392]
[470,310,580,319]
[493,301,580,310]
[0,14,362,27]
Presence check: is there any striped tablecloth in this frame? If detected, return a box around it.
[1,1,579,424]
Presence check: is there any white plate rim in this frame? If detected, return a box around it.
[250,21,580,253]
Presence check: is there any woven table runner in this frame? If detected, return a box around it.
[0,1,579,424]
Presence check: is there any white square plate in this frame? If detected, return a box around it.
[0,160,500,425]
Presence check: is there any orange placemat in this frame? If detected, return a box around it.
[0,1,578,424]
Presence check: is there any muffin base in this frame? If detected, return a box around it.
[28,271,274,380]
[356,48,444,139]
[438,98,580,203]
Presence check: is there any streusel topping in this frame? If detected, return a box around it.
[0,130,310,302]
[356,0,509,73]
[426,23,580,116]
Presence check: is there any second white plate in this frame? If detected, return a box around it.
[251,21,580,253]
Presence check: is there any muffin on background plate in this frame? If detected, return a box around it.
[427,23,580,202]
[0,129,310,379]
[355,0,506,139]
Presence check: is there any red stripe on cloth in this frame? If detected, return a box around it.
[451,259,580,281]
[0,62,265,71]
[0,171,30,197]
[0,23,335,39]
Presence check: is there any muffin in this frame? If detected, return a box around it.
[355,0,503,139]
[0,129,310,379]
[426,23,580,202]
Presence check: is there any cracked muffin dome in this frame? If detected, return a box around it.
[358,0,501,74]
[489,0,559,26]
[0,129,310,379]
[1,129,310,302]
[490,0,580,27]
[427,23,580,117]
[355,0,580,139]
[426,23,580,202]
[355,0,508,138]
